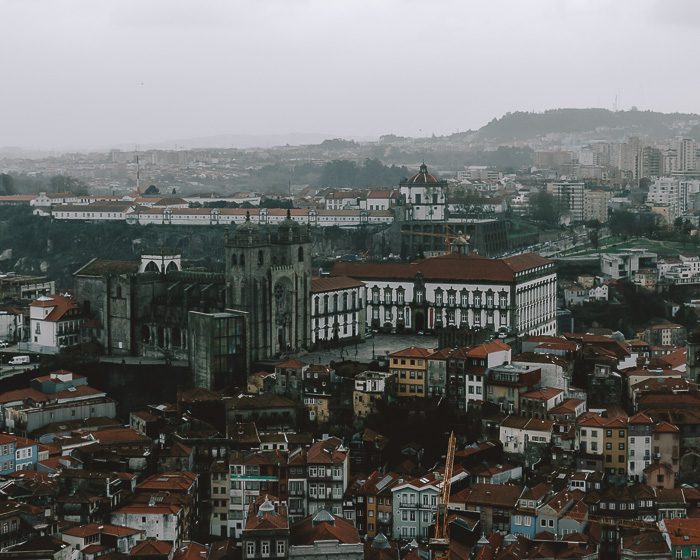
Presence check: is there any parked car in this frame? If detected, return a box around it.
[0,341,8,348]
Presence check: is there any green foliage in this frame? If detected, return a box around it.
[609,210,660,238]
[317,158,409,188]
[49,175,88,196]
[674,304,698,332]
[259,198,294,209]
[529,191,564,223]
[144,185,160,195]
[479,108,700,143]
[0,174,14,195]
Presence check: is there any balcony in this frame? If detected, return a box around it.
[399,502,419,509]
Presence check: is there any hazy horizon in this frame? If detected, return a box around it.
[2,0,700,150]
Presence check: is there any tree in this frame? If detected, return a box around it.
[529,191,563,224]
[588,228,600,250]
[144,185,160,195]
[50,175,88,195]
[0,174,14,195]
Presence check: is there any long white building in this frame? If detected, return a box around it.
[50,203,394,228]
[331,251,557,336]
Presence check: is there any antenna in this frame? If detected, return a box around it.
[136,155,141,196]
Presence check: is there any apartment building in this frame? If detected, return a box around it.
[391,466,468,540]
[389,346,433,398]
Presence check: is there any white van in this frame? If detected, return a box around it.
[8,356,30,366]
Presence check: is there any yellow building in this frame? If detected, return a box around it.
[389,346,433,398]
[603,416,628,478]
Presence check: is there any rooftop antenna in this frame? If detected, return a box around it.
[136,155,141,196]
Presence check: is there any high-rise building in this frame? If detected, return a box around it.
[550,182,585,222]
[583,190,611,223]
[678,138,697,173]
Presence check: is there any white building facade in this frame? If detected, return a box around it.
[332,252,556,337]
[310,277,366,344]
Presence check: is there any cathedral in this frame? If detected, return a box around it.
[225,210,312,363]
[74,211,313,389]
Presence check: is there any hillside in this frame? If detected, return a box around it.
[0,207,227,289]
[464,108,700,144]
[0,207,371,290]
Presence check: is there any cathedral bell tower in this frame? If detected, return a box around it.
[225,211,311,362]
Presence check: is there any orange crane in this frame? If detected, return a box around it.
[400,225,469,253]
[430,431,456,559]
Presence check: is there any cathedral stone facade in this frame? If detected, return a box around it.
[225,211,312,363]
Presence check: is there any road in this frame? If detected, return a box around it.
[303,332,440,366]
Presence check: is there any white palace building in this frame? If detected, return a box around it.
[331,249,557,337]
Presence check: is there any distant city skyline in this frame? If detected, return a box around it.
[2,0,700,150]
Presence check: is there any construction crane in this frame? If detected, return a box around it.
[430,431,456,559]
[400,225,470,253]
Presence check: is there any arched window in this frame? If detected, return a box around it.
[298,247,304,262]
[273,257,278,266]
[232,254,237,265]
[258,251,264,265]
[141,325,150,343]
[240,254,245,266]
[116,285,122,298]
[145,261,159,273]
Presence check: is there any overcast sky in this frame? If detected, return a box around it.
[1,0,699,150]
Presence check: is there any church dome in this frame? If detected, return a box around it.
[236,211,259,233]
[407,163,440,184]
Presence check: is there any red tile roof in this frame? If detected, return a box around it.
[389,346,433,359]
[521,387,564,400]
[653,421,680,433]
[29,294,81,322]
[311,276,364,293]
[173,542,209,560]
[276,359,307,369]
[468,340,510,358]
[62,523,142,538]
[136,472,197,492]
[331,251,552,283]
[129,538,173,556]
[290,511,359,546]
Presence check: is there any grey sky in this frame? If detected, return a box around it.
[1,0,698,149]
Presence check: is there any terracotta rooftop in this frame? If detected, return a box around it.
[129,538,173,556]
[311,276,364,293]
[389,346,433,359]
[331,251,552,284]
[521,387,564,400]
[290,510,359,546]
[29,293,82,322]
